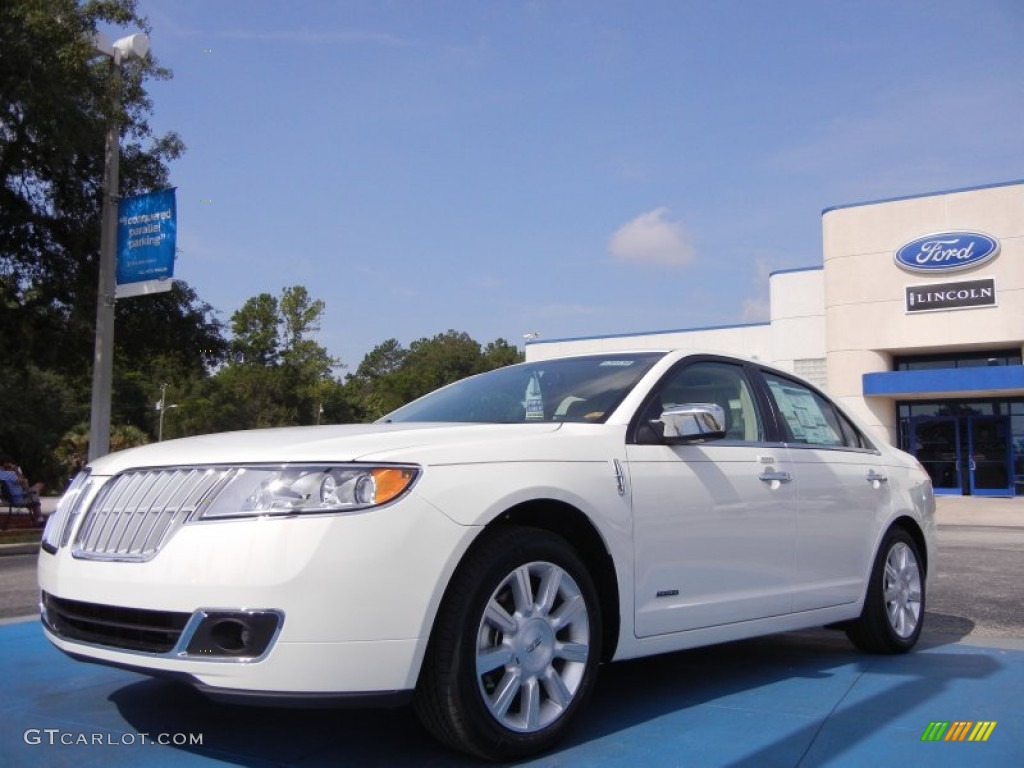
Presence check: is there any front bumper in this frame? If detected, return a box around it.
[38,491,477,697]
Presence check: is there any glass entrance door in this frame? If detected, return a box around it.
[968,416,1014,496]
[910,417,961,494]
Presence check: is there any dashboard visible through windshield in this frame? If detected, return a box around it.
[382,353,664,424]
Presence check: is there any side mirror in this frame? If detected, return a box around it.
[659,403,727,443]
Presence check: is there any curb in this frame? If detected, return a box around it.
[0,541,41,557]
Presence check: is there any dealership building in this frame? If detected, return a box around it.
[526,179,1024,497]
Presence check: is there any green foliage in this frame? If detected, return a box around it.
[483,338,522,369]
[54,421,149,481]
[54,424,90,477]
[0,365,83,488]
[0,0,213,481]
[344,331,524,421]
[176,286,344,434]
[230,293,279,366]
[1,0,183,373]
[0,2,526,471]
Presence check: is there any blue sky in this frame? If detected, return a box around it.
[111,0,1024,371]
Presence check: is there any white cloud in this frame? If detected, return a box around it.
[608,207,695,268]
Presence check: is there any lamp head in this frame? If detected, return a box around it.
[112,33,150,61]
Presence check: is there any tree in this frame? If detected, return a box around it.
[230,293,279,365]
[0,365,83,487]
[344,338,409,419]
[279,286,323,354]
[0,1,226,481]
[279,285,338,386]
[353,338,407,380]
[198,286,342,431]
[344,331,525,421]
[483,338,524,369]
[1,0,184,370]
[399,330,483,400]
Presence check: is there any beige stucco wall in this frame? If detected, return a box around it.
[768,268,826,371]
[822,181,1024,443]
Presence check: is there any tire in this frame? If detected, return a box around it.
[414,527,602,761]
[845,527,925,653]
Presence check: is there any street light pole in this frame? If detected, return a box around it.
[158,383,167,442]
[87,33,150,462]
[157,382,178,442]
[87,62,120,462]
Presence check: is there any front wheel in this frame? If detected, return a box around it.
[846,527,925,653]
[414,527,602,761]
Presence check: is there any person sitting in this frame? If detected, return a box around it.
[0,457,45,526]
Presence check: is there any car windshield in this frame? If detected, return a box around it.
[382,353,665,424]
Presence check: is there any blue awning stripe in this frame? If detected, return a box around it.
[863,366,1024,396]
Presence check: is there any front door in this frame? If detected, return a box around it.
[628,360,796,637]
[911,417,961,495]
[968,416,1014,497]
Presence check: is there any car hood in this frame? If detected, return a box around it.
[87,422,567,475]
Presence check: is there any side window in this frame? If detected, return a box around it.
[835,407,873,450]
[762,373,863,449]
[648,362,764,442]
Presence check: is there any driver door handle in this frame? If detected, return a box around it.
[759,470,792,483]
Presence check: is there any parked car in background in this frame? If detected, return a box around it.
[39,351,935,760]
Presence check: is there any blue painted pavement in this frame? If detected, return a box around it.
[1,619,1020,766]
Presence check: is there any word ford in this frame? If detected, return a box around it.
[914,239,976,264]
[894,231,999,274]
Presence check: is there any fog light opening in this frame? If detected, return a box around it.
[209,619,251,654]
[185,610,281,658]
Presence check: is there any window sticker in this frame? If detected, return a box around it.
[768,381,840,445]
[524,373,544,420]
[600,360,636,367]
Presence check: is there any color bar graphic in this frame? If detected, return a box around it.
[921,721,996,742]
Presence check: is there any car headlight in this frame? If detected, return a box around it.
[196,464,419,520]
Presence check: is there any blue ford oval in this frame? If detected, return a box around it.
[894,232,999,273]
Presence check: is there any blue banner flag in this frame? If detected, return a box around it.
[116,188,176,288]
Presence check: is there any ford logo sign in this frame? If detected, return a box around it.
[894,232,999,273]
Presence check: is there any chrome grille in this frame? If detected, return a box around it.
[73,468,238,561]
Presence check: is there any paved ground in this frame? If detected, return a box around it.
[1,619,1020,766]
[0,495,1021,765]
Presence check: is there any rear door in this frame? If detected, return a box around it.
[758,371,890,611]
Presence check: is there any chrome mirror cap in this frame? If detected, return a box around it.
[660,403,727,441]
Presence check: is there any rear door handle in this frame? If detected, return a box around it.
[759,470,792,483]
[866,470,888,483]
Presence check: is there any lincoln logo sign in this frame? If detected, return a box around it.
[905,278,996,313]
[894,232,999,274]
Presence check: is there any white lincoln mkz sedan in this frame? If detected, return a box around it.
[39,351,934,760]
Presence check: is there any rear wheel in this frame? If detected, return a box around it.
[414,527,602,761]
[846,527,925,653]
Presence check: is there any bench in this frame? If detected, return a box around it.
[0,478,39,530]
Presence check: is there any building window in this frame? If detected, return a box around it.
[895,350,1022,371]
